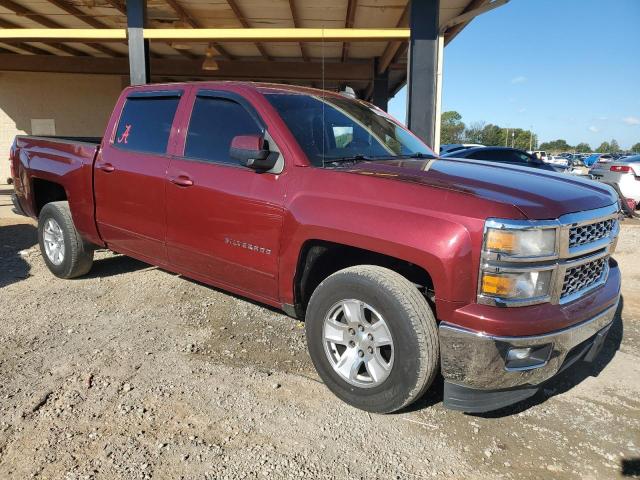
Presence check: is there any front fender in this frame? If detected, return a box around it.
[277,190,479,307]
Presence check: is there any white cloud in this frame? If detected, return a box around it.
[517,107,527,113]
[598,116,608,121]
[623,116,640,125]
[588,126,599,133]
[511,76,527,84]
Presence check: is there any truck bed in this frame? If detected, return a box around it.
[11,134,104,246]
[15,135,102,146]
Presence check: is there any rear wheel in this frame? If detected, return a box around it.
[305,265,439,413]
[38,201,94,278]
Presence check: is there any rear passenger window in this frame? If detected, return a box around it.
[114,95,180,155]
[184,96,262,164]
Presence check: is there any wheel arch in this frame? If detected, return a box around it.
[291,239,438,319]
[31,177,68,216]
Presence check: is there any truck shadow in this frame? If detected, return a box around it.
[0,223,37,288]
[83,253,149,279]
[621,458,640,477]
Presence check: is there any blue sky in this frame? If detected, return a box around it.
[388,0,640,149]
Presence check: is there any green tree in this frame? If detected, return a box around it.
[480,124,505,146]
[630,142,640,152]
[440,111,465,145]
[596,141,611,153]
[539,139,571,153]
[464,121,486,144]
[574,142,591,153]
[512,129,536,150]
[610,139,620,153]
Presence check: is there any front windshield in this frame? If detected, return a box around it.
[264,92,434,166]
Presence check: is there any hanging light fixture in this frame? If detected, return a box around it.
[202,44,219,71]
[170,19,190,50]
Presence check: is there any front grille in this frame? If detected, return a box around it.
[569,219,616,248]
[561,257,607,298]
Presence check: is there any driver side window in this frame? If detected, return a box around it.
[185,96,262,164]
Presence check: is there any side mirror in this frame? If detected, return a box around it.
[230,134,278,172]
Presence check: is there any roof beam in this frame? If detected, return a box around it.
[103,0,126,16]
[224,0,271,60]
[0,28,411,43]
[0,15,84,56]
[377,2,409,74]
[288,0,309,61]
[0,53,374,83]
[0,40,51,55]
[0,0,121,57]
[341,0,357,62]
[163,0,233,59]
[43,0,126,57]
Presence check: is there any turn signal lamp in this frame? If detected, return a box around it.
[480,270,553,300]
[481,274,515,296]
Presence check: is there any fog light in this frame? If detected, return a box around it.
[504,344,552,371]
[506,347,532,361]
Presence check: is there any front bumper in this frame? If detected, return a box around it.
[439,299,619,412]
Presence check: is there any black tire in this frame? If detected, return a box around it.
[38,201,94,279]
[305,265,439,413]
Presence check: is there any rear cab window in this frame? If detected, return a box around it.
[114,90,182,155]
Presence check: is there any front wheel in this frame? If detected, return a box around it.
[305,265,439,413]
[38,201,94,279]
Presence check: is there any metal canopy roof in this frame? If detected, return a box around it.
[0,0,489,98]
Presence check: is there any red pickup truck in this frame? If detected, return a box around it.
[9,82,621,414]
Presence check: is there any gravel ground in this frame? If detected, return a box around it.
[1,187,639,479]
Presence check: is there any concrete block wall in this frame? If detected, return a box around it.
[0,71,123,184]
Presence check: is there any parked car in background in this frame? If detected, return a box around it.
[584,153,613,167]
[442,146,557,171]
[566,156,591,177]
[439,143,484,155]
[591,154,640,212]
[546,155,570,167]
[531,150,548,162]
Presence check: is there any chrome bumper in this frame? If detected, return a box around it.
[439,300,619,390]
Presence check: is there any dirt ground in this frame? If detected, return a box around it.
[1,186,639,479]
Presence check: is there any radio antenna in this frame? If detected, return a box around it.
[321,25,326,168]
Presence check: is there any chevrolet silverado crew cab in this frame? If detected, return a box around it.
[9,82,621,414]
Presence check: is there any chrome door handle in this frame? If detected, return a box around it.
[98,163,115,173]
[170,175,194,187]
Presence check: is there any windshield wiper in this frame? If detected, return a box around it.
[323,152,435,166]
[392,152,435,160]
[323,154,375,165]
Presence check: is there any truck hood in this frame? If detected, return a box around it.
[342,158,617,219]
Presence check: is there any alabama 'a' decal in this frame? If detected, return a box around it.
[117,124,132,144]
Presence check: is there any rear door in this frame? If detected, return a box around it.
[94,89,183,263]
[165,89,285,300]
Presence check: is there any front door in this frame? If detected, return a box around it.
[94,89,183,263]
[165,90,285,301]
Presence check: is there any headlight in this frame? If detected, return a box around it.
[480,270,553,301]
[485,227,556,258]
[480,219,559,306]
